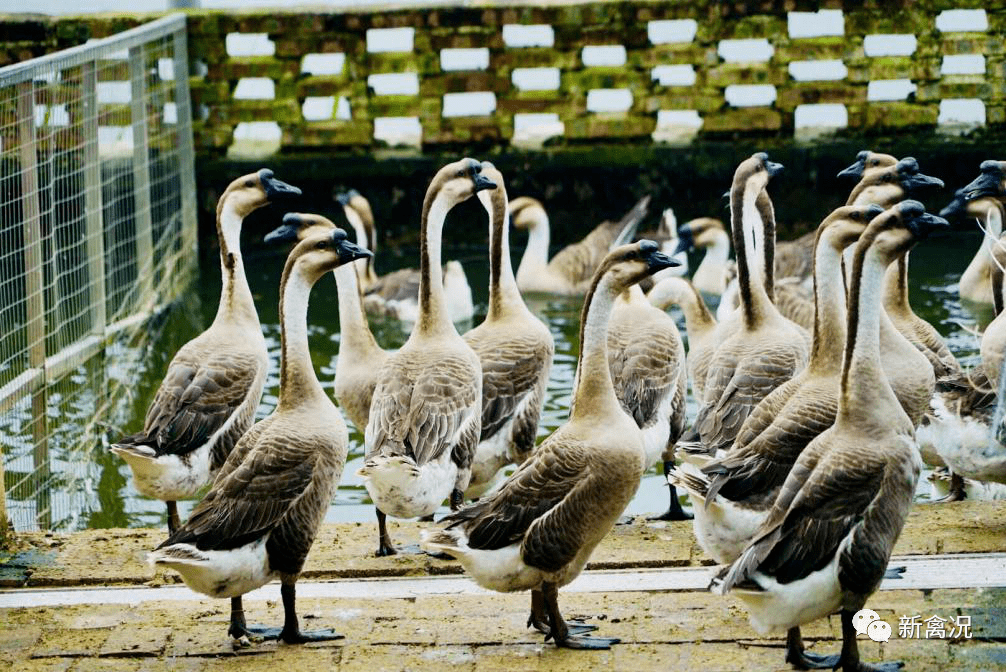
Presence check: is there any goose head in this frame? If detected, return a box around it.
[819,204,886,251]
[509,196,547,232]
[287,227,373,285]
[426,158,496,212]
[848,158,943,207]
[731,152,784,198]
[837,150,898,180]
[595,240,681,292]
[219,168,301,218]
[939,187,1002,225]
[265,212,336,245]
[476,161,508,213]
[673,217,728,256]
[334,189,376,252]
[862,201,949,264]
[962,160,1006,202]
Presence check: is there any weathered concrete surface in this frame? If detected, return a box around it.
[3,500,1004,587]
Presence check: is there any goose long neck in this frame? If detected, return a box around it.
[730,180,769,328]
[343,206,377,285]
[571,274,622,421]
[277,266,326,411]
[516,212,550,281]
[334,263,381,356]
[418,190,455,335]
[214,202,259,328]
[881,253,911,316]
[700,232,731,269]
[486,190,522,320]
[756,189,776,300]
[652,278,715,337]
[810,230,847,372]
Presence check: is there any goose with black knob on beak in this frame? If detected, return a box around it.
[336,189,475,324]
[715,201,945,672]
[150,228,372,645]
[462,162,554,499]
[112,169,301,534]
[263,212,390,436]
[422,241,679,650]
[944,184,1004,306]
[671,216,732,296]
[511,194,650,295]
[358,159,493,556]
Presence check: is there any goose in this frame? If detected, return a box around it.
[608,283,689,520]
[671,204,884,564]
[845,156,943,210]
[511,194,650,295]
[640,208,690,279]
[647,276,718,401]
[262,212,389,435]
[715,200,944,672]
[150,228,372,644]
[336,189,475,324]
[358,158,493,556]
[836,149,897,181]
[462,162,554,498]
[950,187,1005,305]
[693,154,809,456]
[672,216,732,296]
[112,169,301,533]
[422,241,679,650]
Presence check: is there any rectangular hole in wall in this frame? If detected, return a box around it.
[863,34,917,57]
[867,79,916,102]
[648,19,698,45]
[96,81,130,104]
[302,96,335,121]
[336,96,352,121]
[157,58,174,81]
[718,39,773,63]
[511,67,560,91]
[367,27,414,53]
[233,77,275,100]
[98,126,134,157]
[794,103,848,129]
[229,121,282,159]
[788,60,848,82]
[443,91,497,117]
[586,88,633,113]
[301,53,346,76]
[653,109,703,143]
[582,45,627,67]
[788,10,844,38]
[163,102,177,124]
[225,33,275,57]
[502,24,554,48]
[367,73,420,96]
[941,54,985,76]
[724,84,777,107]
[34,104,70,127]
[939,98,985,125]
[936,9,988,33]
[373,116,422,147]
[512,113,564,147]
[651,65,696,87]
[440,48,490,72]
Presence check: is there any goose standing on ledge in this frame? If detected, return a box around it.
[262,213,390,436]
[423,241,680,650]
[359,159,494,556]
[150,228,372,645]
[716,201,944,672]
[511,194,650,295]
[336,189,475,324]
[112,169,301,534]
[462,163,554,498]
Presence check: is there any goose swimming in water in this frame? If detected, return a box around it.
[422,241,679,650]
[150,228,372,644]
[715,200,945,672]
[672,216,732,296]
[511,194,650,295]
[112,169,301,533]
[359,159,493,556]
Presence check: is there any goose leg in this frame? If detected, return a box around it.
[933,472,967,503]
[648,462,693,521]
[166,501,181,534]
[785,626,839,669]
[541,582,619,649]
[837,609,903,672]
[227,595,281,641]
[450,487,464,511]
[527,589,597,636]
[376,507,397,556]
[277,583,343,644]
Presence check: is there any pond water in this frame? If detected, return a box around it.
[78,217,992,532]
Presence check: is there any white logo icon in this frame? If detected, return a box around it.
[868,620,892,643]
[853,609,880,635]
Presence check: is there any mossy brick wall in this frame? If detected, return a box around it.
[3,0,1006,157]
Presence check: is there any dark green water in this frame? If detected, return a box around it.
[85,219,989,531]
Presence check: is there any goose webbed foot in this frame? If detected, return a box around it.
[550,633,622,649]
[648,465,693,521]
[541,581,618,650]
[278,627,344,644]
[837,610,904,672]
[883,565,906,580]
[786,627,838,670]
[274,584,343,645]
[527,590,596,635]
[931,472,967,503]
[228,596,282,643]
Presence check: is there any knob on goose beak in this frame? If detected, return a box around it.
[837,151,870,179]
[473,172,497,193]
[900,201,949,239]
[938,189,969,220]
[335,191,352,206]
[765,160,784,178]
[331,229,374,263]
[259,169,302,200]
[962,166,1003,199]
[672,224,694,256]
[640,239,680,272]
[264,213,305,244]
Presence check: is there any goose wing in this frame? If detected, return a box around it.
[608,319,683,428]
[548,196,651,285]
[774,230,816,281]
[366,267,420,302]
[119,342,263,459]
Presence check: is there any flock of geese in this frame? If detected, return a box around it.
[106,152,1006,667]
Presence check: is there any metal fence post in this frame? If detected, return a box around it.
[129,44,154,308]
[172,26,198,291]
[82,61,107,341]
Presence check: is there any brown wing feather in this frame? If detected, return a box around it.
[607,308,684,429]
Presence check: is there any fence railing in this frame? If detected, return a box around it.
[2,1,1003,157]
[0,13,197,533]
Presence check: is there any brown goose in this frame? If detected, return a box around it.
[944,184,1005,305]
[262,212,389,435]
[359,159,493,556]
[716,200,944,672]
[693,154,809,455]
[422,241,679,650]
[150,228,372,644]
[462,162,554,497]
[647,276,718,402]
[672,204,883,564]
[112,169,301,533]
[336,189,475,324]
[836,149,898,181]
[672,216,732,295]
[512,195,650,295]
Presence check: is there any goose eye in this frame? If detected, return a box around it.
[315,241,329,250]
[244,179,255,188]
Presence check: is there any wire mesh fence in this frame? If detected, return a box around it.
[0,13,196,533]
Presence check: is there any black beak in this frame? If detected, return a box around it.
[765,161,784,178]
[963,170,1002,200]
[335,236,373,264]
[335,191,351,206]
[837,159,865,180]
[672,225,693,256]
[905,210,950,240]
[939,190,969,220]
[473,172,497,193]
[260,169,302,200]
[640,239,681,272]
[903,172,945,193]
[264,223,300,244]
